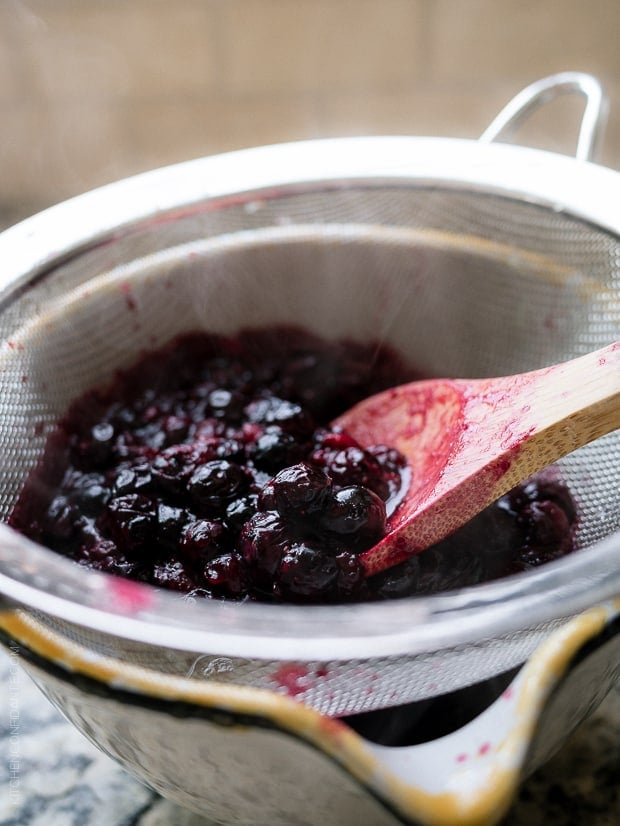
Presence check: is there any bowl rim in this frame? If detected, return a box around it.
[0,135,619,661]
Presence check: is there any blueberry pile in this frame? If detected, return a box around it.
[9,327,577,604]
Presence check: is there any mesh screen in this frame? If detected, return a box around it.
[23,609,568,717]
[1,183,618,714]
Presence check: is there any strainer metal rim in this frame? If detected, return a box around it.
[1,524,618,660]
[2,135,620,294]
[0,135,619,661]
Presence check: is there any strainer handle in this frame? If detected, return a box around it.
[479,72,608,162]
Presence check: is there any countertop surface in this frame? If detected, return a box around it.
[0,647,618,826]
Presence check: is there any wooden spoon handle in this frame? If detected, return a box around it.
[454,341,620,492]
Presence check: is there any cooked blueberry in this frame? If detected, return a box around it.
[70,421,116,466]
[335,551,366,597]
[369,558,421,600]
[80,539,140,577]
[314,429,360,451]
[239,511,291,589]
[69,472,110,515]
[114,468,138,495]
[435,499,521,583]
[181,519,226,562]
[162,414,191,445]
[517,500,572,548]
[151,444,197,493]
[105,494,157,551]
[157,503,187,545]
[209,388,234,409]
[80,538,117,562]
[203,553,247,598]
[251,427,305,472]
[188,460,247,513]
[366,444,408,501]
[245,396,314,437]
[212,438,245,462]
[90,421,115,459]
[276,542,339,601]
[267,462,331,520]
[311,445,388,499]
[257,479,277,511]
[43,496,77,540]
[366,444,408,474]
[320,486,386,549]
[114,464,153,496]
[416,546,485,594]
[520,478,577,522]
[151,559,198,591]
[193,417,226,440]
[108,402,136,430]
[208,389,244,421]
[225,495,258,532]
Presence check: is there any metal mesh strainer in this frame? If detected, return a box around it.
[0,74,619,717]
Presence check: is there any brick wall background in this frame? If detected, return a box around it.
[1,0,619,224]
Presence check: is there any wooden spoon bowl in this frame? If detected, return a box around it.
[334,342,620,577]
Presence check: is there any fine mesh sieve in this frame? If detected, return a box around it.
[0,75,619,717]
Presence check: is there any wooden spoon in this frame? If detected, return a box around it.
[333,342,620,577]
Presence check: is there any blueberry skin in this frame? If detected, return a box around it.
[320,485,386,549]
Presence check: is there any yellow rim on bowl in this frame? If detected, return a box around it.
[1,600,618,826]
